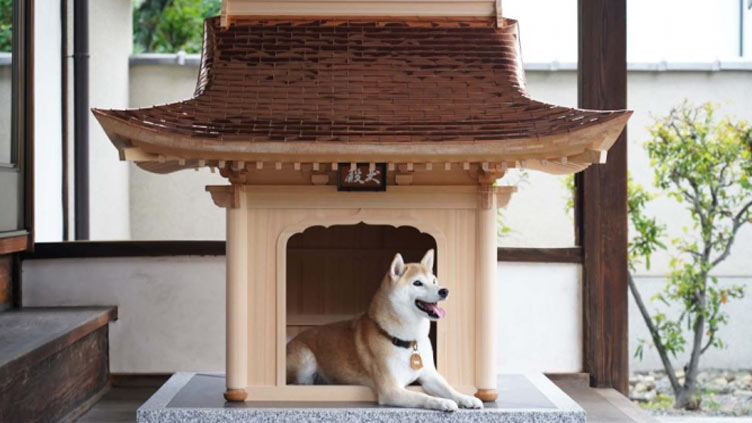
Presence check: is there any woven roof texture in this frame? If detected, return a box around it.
[94,16,628,145]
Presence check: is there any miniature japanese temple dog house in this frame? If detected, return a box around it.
[93,0,631,404]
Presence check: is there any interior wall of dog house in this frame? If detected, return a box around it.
[286,225,438,348]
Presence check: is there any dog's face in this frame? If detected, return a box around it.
[387,249,448,321]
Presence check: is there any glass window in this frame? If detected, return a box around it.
[0,0,12,164]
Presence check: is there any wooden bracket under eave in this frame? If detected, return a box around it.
[119,147,159,162]
[495,185,516,208]
[568,148,607,165]
[478,169,505,185]
[311,173,329,185]
[207,185,241,208]
[395,173,414,185]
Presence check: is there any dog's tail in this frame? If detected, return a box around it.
[286,339,318,385]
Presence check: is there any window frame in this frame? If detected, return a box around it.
[0,0,33,251]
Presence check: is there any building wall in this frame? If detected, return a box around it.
[88,0,132,240]
[23,256,226,373]
[33,1,63,242]
[22,258,583,374]
[127,64,226,240]
[505,0,750,62]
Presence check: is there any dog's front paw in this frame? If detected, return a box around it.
[426,397,459,412]
[456,394,483,409]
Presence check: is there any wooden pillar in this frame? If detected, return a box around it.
[577,0,629,394]
[475,183,498,401]
[224,187,248,401]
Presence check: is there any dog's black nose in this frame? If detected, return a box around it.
[438,288,449,298]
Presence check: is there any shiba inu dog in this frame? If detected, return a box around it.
[286,249,484,412]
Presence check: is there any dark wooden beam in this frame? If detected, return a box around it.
[25,241,226,259]
[577,0,629,394]
[497,247,583,264]
[26,242,584,265]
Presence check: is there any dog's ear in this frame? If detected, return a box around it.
[421,249,435,272]
[390,253,406,279]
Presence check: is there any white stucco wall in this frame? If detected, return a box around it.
[626,70,752,277]
[22,258,583,374]
[23,256,226,373]
[498,262,583,373]
[127,64,226,240]
[88,0,132,239]
[33,1,63,241]
[505,0,750,62]
[515,70,752,278]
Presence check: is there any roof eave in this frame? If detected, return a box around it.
[93,108,631,176]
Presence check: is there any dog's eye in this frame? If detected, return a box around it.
[412,280,423,287]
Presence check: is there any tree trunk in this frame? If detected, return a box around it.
[628,272,703,410]
[675,385,700,410]
[628,273,681,393]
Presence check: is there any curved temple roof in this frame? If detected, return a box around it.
[94,16,631,174]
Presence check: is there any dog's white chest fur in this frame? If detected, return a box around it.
[386,336,435,386]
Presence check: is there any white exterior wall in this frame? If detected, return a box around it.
[127,64,226,240]
[88,0,132,239]
[23,257,226,373]
[22,258,583,374]
[498,262,583,373]
[33,1,63,241]
[505,0,750,62]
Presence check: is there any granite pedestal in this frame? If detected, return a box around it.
[138,372,585,423]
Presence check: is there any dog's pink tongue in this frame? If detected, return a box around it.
[427,304,446,318]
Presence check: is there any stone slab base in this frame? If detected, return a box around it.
[138,372,585,423]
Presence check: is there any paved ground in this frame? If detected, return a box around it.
[77,379,661,423]
[657,417,752,423]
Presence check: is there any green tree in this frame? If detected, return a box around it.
[133,0,221,53]
[632,102,751,409]
[0,0,12,52]
[563,101,751,410]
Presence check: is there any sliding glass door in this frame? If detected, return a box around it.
[0,0,32,241]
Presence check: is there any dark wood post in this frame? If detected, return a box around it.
[576,0,629,394]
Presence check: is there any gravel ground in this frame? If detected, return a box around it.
[630,369,752,417]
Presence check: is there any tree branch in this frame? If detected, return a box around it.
[628,273,682,394]
[710,199,752,268]
[700,310,720,355]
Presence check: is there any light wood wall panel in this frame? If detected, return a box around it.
[238,185,483,392]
